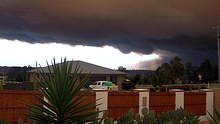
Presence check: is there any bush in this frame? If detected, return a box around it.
[102,107,200,124]
[122,82,135,90]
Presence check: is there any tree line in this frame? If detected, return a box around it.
[0,66,34,82]
[119,56,218,86]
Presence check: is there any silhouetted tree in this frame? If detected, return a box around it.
[156,63,171,83]
[132,74,141,84]
[3,66,34,82]
[143,74,150,84]
[169,57,184,83]
[15,66,33,82]
[149,73,165,89]
[199,59,213,83]
[117,66,127,72]
[185,62,194,83]
[156,56,184,84]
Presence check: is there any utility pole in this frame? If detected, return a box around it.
[213,25,220,86]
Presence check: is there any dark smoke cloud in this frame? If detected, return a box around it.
[0,0,219,68]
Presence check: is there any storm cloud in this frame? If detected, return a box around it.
[0,0,220,68]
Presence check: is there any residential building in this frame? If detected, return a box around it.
[27,61,126,89]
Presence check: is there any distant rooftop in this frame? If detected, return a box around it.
[28,60,126,75]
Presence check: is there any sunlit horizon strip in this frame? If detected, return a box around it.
[0,39,160,69]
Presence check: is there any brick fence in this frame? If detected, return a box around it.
[0,89,214,123]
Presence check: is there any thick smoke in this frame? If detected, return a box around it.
[0,0,219,67]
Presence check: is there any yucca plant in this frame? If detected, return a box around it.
[26,58,100,124]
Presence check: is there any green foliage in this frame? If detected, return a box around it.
[156,56,185,84]
[155,111,172,124]
[136,107,155,124]
[16,118,24,124]
[117,109,135,124]
[149,73,165,90]
[169,57,184,82]
[2,66,33,81]
[121,82,135,90]
[199,59,213,83]
[111,107,199,124]
[133,74,141,84]
[26,58,100,124]
[156,63,171,83]
[155,107,200,124]
[0,119,8,124]
[104,118,114,124]
[0,118,24,124]
[117,66,127,72]
[185,62,194,83]
[182,111,200,124]
[156,57,217,84]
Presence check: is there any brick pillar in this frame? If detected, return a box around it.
[200,89,214,122]
[134,89,150,116]
[169,89,184,109]
[95,90,108,119]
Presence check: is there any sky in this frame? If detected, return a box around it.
[0,0,220,70]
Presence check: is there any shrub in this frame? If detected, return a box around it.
[0,119,8,124]
[122,82,135,90]
[104,107,200,124]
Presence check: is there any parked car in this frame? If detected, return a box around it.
[89,81,118,91]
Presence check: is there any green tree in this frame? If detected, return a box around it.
[117,66,127,72]
[26,58,100,124]
[143,74,150,85]
[132,74,141,84]
[199,59,213,83]
[15,66,33,82]
[185,62,194,83]
[169,57,184,83]
[156,57,184,84]
[149,73,165,89]
[156,63,171,84]
[192,66,200,83]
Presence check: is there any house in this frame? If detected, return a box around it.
[27,60,126,89]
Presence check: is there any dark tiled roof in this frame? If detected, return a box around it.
[28,60,126,75]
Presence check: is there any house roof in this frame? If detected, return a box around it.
[28,60,126,75]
